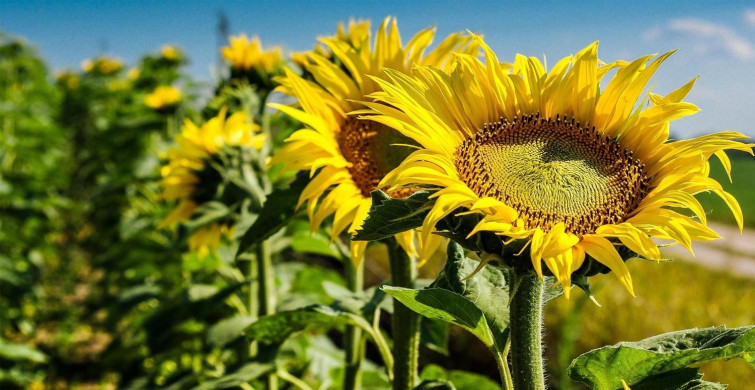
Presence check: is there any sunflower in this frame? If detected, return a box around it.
[145,86,181,109]
[222,34,283,74]
[81,56,122,75]
[159,108,265,255]
[270,17,479,266]
[160,45,181,61]
[365,36,753,297]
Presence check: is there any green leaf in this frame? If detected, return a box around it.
[193,362,274,390]
[419,364,500,390]
[436,242,510,350]
[567,325,755,390]
[182,201,231,231]
[421,318,450,355]
[353,190,433,241]
[206,315,256,347]
[245,304,371,345]
[290,227,340,258]
[0,338,47,363]
[629,368,725,390]
[382,286,495,348]
[235,172,309,256]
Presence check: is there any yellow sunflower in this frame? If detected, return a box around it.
[221,34,283,74]
[270,17,479,266]
[159,108,265,254]
[160,45,181,61]
[81,56,123,75]
[145,86,181,109]
[365,36,753,297]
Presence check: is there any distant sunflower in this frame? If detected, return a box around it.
[159,108,265,255]
[366,36,753,297]
[81,56,123,75]
[270,17,478,265]
[222,34,283,74]
[145,86,181,109]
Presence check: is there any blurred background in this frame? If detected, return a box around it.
[1,1,753,389]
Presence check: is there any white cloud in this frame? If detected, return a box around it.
[645,18,754,60]
[745,9,755,27]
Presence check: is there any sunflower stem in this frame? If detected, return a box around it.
[509,270,546,390]
[344,258,365,390]
[386,238,419,390]
[245,255,259,358]
[257,239,278,390]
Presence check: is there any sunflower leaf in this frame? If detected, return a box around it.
[235,172,309,257]
[382,286,496,348]
[627,368,725,390]
[433,242,511,352]
[567,325,755,390]
[352,190,434,241]
[245,304,373,345]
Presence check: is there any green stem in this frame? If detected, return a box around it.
[386,238,419,390]
[493,338,514,390]
[344,259,365,390]
[277,368,314,390]
[509,271,546,390]
[257,240,278,390]
[246,255,259,358]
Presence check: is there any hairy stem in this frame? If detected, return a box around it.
[509,271,546,390]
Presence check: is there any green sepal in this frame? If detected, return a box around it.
[352,190,434,241]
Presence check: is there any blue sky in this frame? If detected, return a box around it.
[2,0,755,138]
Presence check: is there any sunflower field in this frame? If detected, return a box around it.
[1,16,754,390]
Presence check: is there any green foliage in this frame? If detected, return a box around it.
[568,325,754,390]
[235,172,310,256]
[419,364,501,390]
[353,190,432,241]
[384,286,496,348]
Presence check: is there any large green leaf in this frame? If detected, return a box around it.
[568,325,755,390]
[235,172,309,256]
[382,286,495,348]
[353,190,432,241]
[245,304,372,345]
[436,242,510,350]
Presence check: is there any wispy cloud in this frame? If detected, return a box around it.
[745,9,755,27]
[644,17,754,60]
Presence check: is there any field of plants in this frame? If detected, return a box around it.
[1,17,754,390]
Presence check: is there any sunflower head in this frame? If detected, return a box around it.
[221,34,283,90]
[270,17,479,266]
[56,71,80,90]
[159,108,265,253]
[160,45,183,62]
[366,36,753,298]
[81,56,123,75]
[145,85,181,110]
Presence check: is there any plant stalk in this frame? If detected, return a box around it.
[386,238,420,390]
[509,271,546,390]
[343,258,365,390]
[257,240,278,390]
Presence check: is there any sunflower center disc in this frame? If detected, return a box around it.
[338,117,417,198]
[455,114,649,235]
